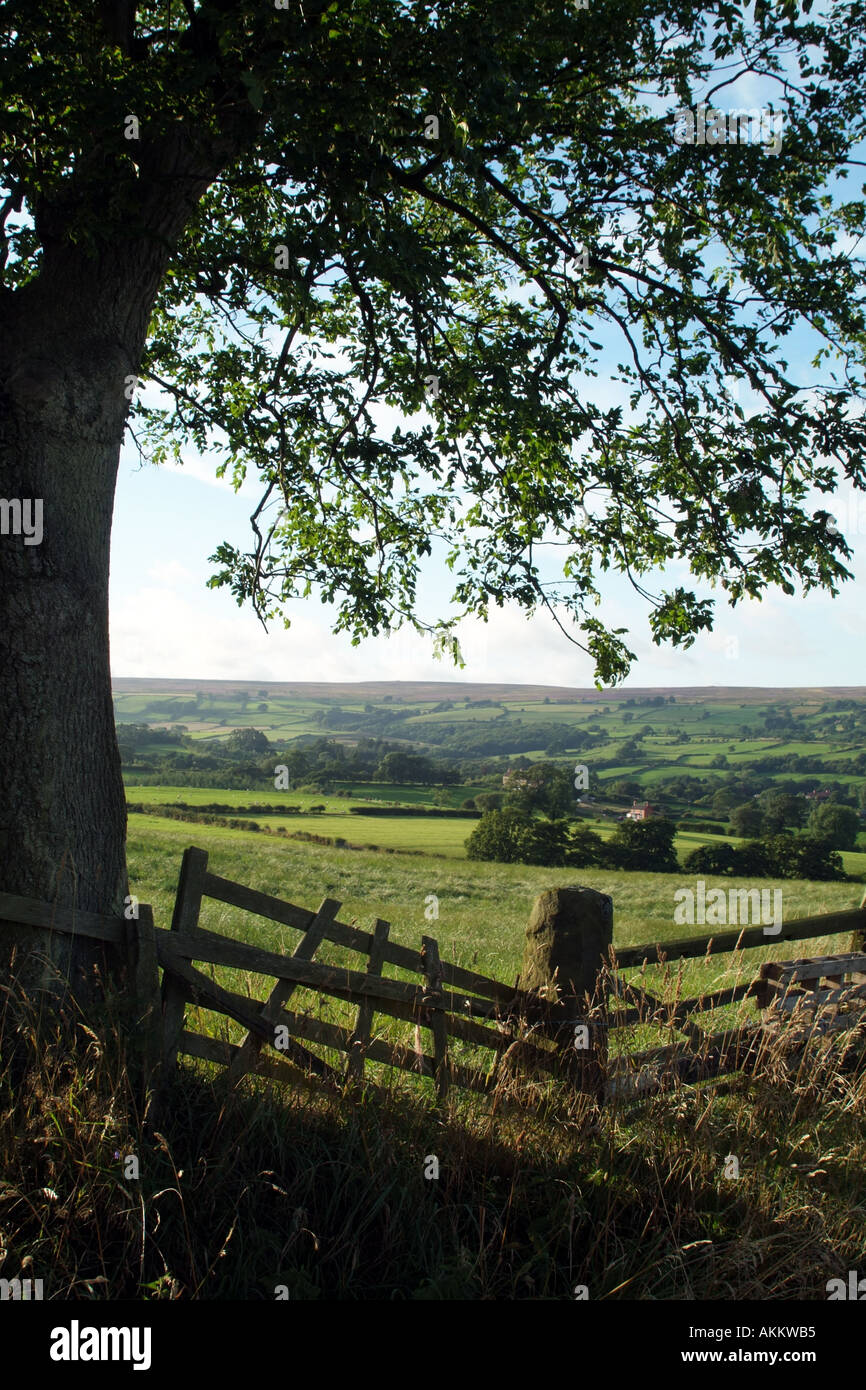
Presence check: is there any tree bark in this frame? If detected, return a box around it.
[0,126,233,1008]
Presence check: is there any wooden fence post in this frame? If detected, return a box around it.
[421,934,449,1103]
[125,904,162,1095]
[520,886,613,1092]
[854,889,866,956]
[161,847,209,1077]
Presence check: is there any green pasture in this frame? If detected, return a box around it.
[127,809,473,856]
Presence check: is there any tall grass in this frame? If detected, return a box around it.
[2,970,864,1300]
[2,823,863,1300]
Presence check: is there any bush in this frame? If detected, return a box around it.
[729,835,846,881]
[730,839,775,877]
[795,836,846,881]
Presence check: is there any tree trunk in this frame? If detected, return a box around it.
[0,128,232,1010]
[0,330,129,1003]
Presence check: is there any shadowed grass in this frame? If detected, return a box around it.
[2,960,864,1300]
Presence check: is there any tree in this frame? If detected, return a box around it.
[807,802,861,850]
[375,750,436,784]
[517,817,571,867]
[736,832,845,881]
[682,843,737,875]
[611,779,642,801]
[465,808,532,864]
[566,823,606,869]
[224,727,271,755]
[729,803,766,839]
[794,837,846,882]
[4,4,866,1002]
[731,840,775,878]
[474,792,504,813]
[465,807,570,865]
[504,762,574,819]
[605,818,679,873]
[758,791,806,834]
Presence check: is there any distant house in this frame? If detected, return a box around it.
[502,768,533,790]
[626,800,656,821]
[806,787,833,802]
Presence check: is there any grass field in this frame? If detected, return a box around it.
[126,782,866,876]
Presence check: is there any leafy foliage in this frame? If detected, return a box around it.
[5,3,866,681]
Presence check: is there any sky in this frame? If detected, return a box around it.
[108,441,866,689]
[108,45,866,693]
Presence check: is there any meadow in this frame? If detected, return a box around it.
[7,682,861,1302]
[126,787,866,875]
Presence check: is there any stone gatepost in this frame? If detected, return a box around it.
[520,885,613,1093]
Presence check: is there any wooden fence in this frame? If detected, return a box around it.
[0,851,563,1106]
[155,847,567,1103]
[1,858,864,1107]
[596,895,866,1099]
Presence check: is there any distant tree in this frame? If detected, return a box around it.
[611,779,641,800]
[545,738,568,756]
[465,808,531,864]
[474,792,504,813]
[682,843,737,875]
[759,791,806,834]
[224,727,270,755]
[566,823,606,869]
[605,817,679,873]
[807,802,861,850]
[257,702,268,712]
[376,750,436,784]
[729,803,765,838]
[504,762,573,819]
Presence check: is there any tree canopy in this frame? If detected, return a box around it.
[5,1,866,685]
